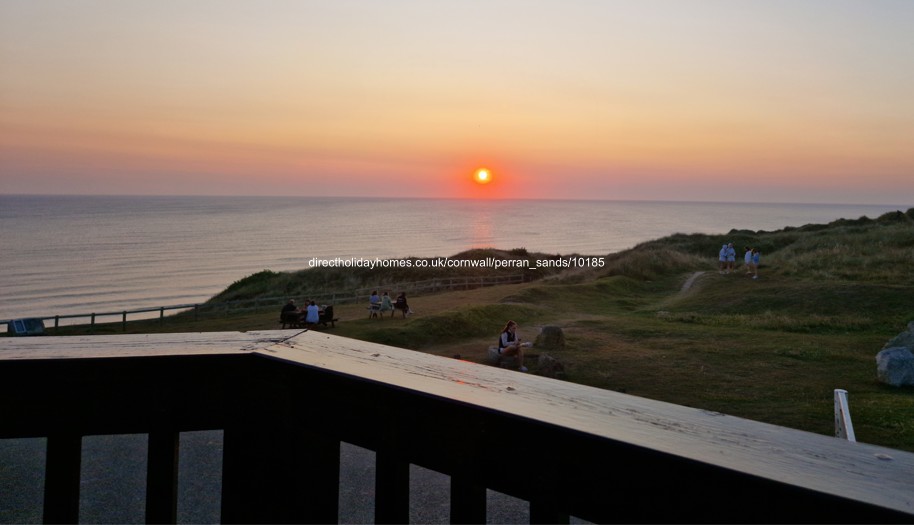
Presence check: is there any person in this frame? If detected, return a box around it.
[718,244,728,274]
[744,247,753,274]
[305,300,320,326]
[379,291,393,317]
[751,248,761,279]
[280,299,299,326]
[498,320,529,372]
[394,292,410,318]
[726,243,736,273]
[368,290,381,318]
[281,299,297,315]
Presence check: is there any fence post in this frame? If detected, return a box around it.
[90,313,96,333]
[54,315,59,331]
[834,389,856,442]
[122,311,127,332]
[43,433,82,524]
[160,307,165,325]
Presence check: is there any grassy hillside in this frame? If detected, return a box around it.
[51,208,914,451]
[210,247,568,302]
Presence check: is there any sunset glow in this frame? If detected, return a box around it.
[474,169,492,184]
[1,1,912,204]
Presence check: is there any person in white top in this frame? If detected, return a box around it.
[305,301,320,325]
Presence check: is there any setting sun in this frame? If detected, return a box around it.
[474,168,492,184]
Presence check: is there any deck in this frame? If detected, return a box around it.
[2,330,913,523]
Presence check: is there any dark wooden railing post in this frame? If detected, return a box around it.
[296,429,341,523]
[222,363,342,524]
[375,449,409,524]
[146,429,179,524]
[122,311,128,332]
[530,501,569,524]
[223,425,341,524]
[44,433,82,524]
[450,476,486,524]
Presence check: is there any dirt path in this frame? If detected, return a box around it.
[679,271,705,294]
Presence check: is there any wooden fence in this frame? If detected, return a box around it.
[1,330,913,523]
[1,274,526,332]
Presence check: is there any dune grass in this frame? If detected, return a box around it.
[47,209,914,451]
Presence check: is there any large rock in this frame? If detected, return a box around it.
[537,354,566,379]
[534,325,565,351]
[883,321,914,349]
[875,347,914,387]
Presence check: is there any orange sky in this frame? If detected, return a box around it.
[1,1,913,204]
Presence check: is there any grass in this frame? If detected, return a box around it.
[42,208,914,452]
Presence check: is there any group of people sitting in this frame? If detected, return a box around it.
[280,299,330,327]
[369,291,411,318]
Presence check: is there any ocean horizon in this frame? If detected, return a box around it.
[1,194,908,322]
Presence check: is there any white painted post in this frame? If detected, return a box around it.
[834,389,856,442]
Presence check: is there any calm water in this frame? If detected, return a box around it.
[0,195,907,321]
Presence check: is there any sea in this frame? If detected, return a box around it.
[0,195,908,323]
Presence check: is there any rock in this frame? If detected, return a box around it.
[883,321,914,350]
[534,325,565,351]
[537,354,566,379]
[488,346,517,368]
[875,347,914,387]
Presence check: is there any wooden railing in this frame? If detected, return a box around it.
[1,274,527,332]
[2,331,913,523]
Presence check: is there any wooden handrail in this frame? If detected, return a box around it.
[2,331,913,523]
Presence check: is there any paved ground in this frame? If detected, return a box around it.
[1,432,534,524]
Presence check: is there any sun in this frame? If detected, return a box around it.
[473,168,492,184]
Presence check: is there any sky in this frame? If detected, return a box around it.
[1,0,913,204]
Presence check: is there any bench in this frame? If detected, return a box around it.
[317,306,338,328]
[393,303,411,318]
[368,304,381,319]
[280,310,302,329]
[281,306,338,329]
